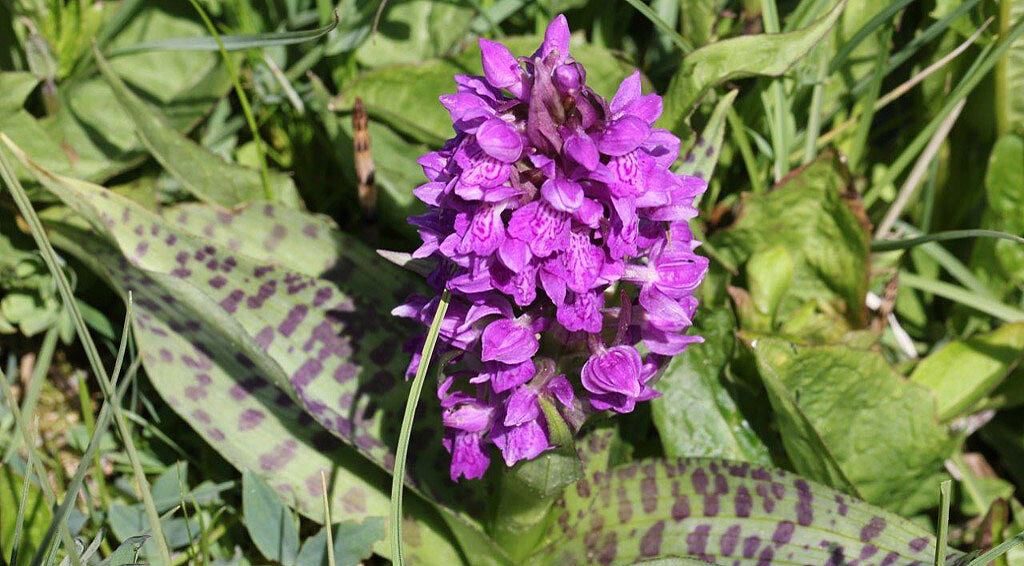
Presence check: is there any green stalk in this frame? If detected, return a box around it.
[935,480,952,566]
[390,289,451,566]
[185,0,274,201]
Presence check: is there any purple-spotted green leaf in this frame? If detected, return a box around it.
[5,140,504,564]
[532,457,966,566]
[743,334,954,516]
[911,323,1024,421]
[676,90,737,183]
[40,227,464,565]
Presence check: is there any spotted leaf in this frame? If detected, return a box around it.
[531,458,966,566]
[6,139,508,565]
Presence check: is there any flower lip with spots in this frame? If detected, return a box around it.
[393,14,708,481]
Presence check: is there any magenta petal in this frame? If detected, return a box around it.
[443,402,494,433]
[447,432,490,481]
[498,237,531,271]
[611,70,642,114]
[564,133,600,170]
[540,14,570,62]
[507,201,570,257]
[485,360,536,393]
[627,93,663,124]
[504,387,540,426]
[545,375,575,408]
[491,420,549,466]
[581,345,643,400]
[598,115,650,156]
[541,177,584,213]
[476,118,523,163]
[479,38,521,89]
[481,317,539,364]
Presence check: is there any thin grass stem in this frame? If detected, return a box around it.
[389,289,451,566]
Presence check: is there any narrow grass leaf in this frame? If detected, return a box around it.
[899,272,1024,322]
[872,230,1024,252]
[622,0,694,53]
[106,15,337,56]
[390,289,450,566]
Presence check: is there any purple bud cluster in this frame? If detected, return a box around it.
[393,15,709,481]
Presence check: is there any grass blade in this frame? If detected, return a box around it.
[622,0,694,53]
[875,99,966,237]
[871,229,1024,252]
[182,0,274,202]
[2,327,58,465]
[0,367,82,566]
[899,272,1024,322]
[761,0,790,182]
[865,16,1024,207]
[965,532,1024,566]
[0,139,173,566]
[389,289,451,566]
[829,0,914,73]
[106,15,338,56]
[10,466,33,566]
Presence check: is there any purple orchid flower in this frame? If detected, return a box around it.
[393,14,708,481]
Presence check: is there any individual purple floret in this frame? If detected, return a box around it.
[393,14,708,481]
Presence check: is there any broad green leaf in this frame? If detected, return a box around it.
[0,73,39,113]
[658,0,847,133]
[295,517,387,566]
[744,335,953,516]
[710,153,870,341]
[94,49,299,208]
[11,145,478,565]
[652,308,771,464]
[676,90,736,181]
[531,457,965,566]
[1,467,51,566]
[104,535,149,566]
[107,503,198,555]
[355,0,475,67]
[742,334,857,496]
[335,36,636,145]
[984,367,1024,410]
[243,469,301,565]
[911,323,1024,421]
[1,4,232,185]
[972,134,1024,295]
